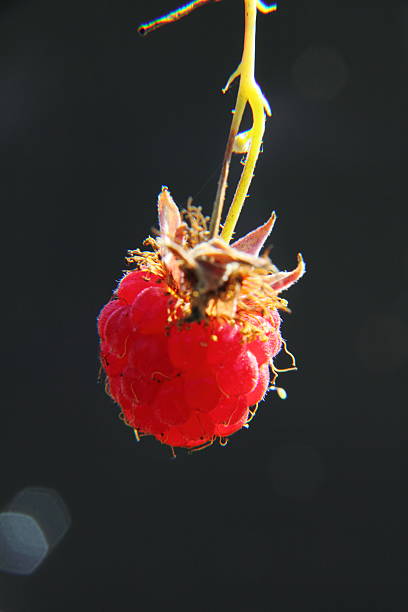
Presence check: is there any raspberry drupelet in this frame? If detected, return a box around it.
[98,189,304,450]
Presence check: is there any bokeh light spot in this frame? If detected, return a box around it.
[7,487,71,551]
[0,487,71,575]
[0,512,48,575]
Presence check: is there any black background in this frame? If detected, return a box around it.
[1,0,407,610]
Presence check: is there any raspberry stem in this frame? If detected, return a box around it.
[137,0,221,36]
[138,1,277,245]
[210,0,276,243]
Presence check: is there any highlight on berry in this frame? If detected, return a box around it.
[97,1,305,453]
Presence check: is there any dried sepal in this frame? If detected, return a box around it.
[158,187,186,286]
[128,188,304,331]
[266,253,305,293]
[231,212,276,256]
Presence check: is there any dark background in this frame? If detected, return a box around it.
[1,0,407,610]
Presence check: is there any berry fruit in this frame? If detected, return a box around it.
[98,188,304,450]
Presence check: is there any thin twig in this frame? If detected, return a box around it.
[138,0,222,36]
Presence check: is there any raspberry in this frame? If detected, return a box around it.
[98,270,283,449]
[98,189,305,451]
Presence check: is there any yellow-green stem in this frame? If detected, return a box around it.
[219,0,272,244]
[138,0,275,242]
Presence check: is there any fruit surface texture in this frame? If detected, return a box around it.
[99,269,282,448]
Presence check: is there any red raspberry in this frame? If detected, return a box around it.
[97,189,305,451]
[98,271,283,450]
